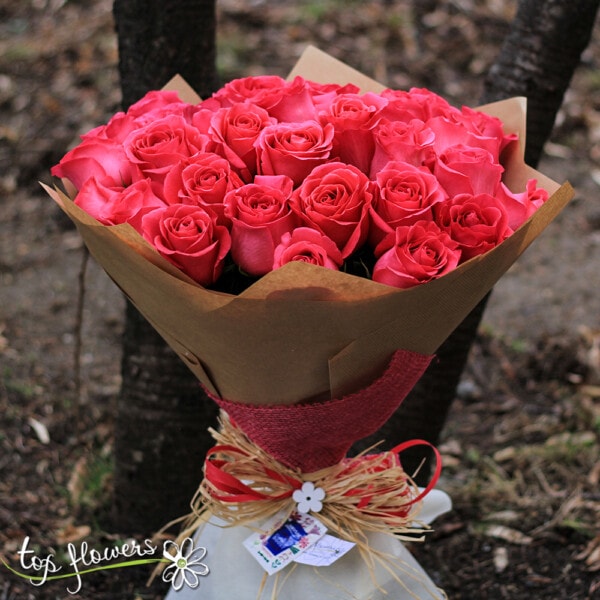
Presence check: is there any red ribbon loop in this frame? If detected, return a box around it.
[202,433,442,526]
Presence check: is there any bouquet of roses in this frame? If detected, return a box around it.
[52,56,547,292]
[45,47,573,599]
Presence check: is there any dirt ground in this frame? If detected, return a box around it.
[1,1,599,599]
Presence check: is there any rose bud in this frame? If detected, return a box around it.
[255,120,334,187]
[163,151,244,226]
[369,160,448,247]
[51,135,138,191]
[319,91,387,173]
[208,103,275,181]
[140,204,230,286]
[373,220,461,289]
[273,227,343,271]
[123,115,210,183]
[370,118,436,176]
[435,192,512,261]
[496,179,549,231]
[292,161,373,258]
[224,175,298,276]
[434,144,504,197]
[75,176,165,230]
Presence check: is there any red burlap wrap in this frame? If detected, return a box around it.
[210,349,433,472]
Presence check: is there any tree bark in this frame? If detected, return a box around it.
[481,0,600,167]
[356,0,600,483]
[112,0,220,534]
[113,0,219,106]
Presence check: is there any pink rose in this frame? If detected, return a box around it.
[370,118,436,176]
[319,92,387,173]
[130,97,202,131]
[214,76,317,123]
[434,144,504,197]
[123,115,210,182]
[223,175,297,276]
[305,80,361,105]
[51,136,138,190]
[459,106,518,156]
[208,103,275,180]
[126,89,187,118]
[163,151,244,225]
[435,193,512,260]
[82,111,138,144]
[212,75,288,108]
[322,92,387,130]
[140,204,230,286]
[373,221,461,289]
[427,114,503,160]
[263,76,318,122]
[380,87,459,122]
[75,176,165,229]
[189,102,221,138]
[496,179,549,230]
[369,161,448,246]
[292,161,373,258]
[255,120,334,187]
[273,227,343,271]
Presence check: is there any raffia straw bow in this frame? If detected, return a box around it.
[183,413,441,544]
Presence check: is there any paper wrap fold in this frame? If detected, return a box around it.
[44,46,574,461]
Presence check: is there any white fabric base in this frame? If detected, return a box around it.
[165,488,450,599]
[164,517,446,600]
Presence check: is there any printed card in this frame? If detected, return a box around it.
[243,511,327,575]
[293,534,356,567]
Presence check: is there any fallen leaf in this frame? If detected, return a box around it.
[433,521,465,537]
[56,523,91,545]
[482,510,520,524]
[67,456,88,505]
[575,535,600,572]
[589,461,600,487]
[545,431,597,447]
[579,384,600,398]
[483,524,533,545]
[526,573,553,585]
[27,417,50,444]
[493,447,516,462]
[493,546,509,573]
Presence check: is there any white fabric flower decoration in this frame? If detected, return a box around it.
[293,481,326,513]
[162,537,209,591]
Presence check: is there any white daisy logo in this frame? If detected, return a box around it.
[292,481,326,513]
[162,538,209,591]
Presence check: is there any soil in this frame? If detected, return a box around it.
[1,1,599,599]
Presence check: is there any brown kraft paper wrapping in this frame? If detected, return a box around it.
[43,46,575,407]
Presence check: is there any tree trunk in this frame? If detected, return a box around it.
[112,0,220,534]
[356,0,600,483]
[113,0,219,106]
[481,0,600,167]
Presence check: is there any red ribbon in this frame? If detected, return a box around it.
[203,438,442,518]
[204,444,300,503]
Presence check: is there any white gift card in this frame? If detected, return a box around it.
[243,511,327,575]
[293,534,356,567]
